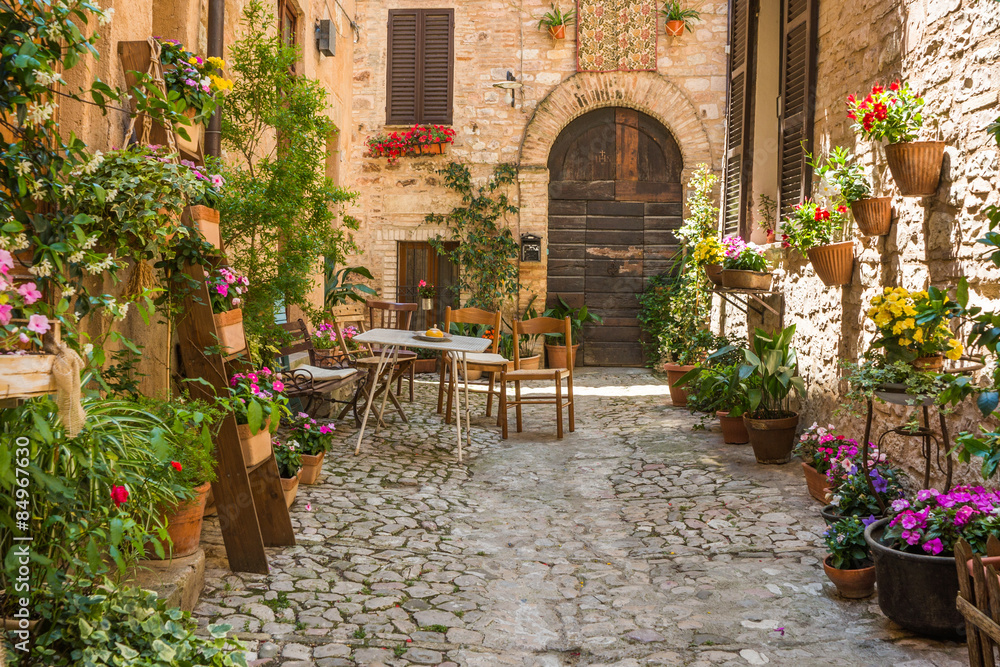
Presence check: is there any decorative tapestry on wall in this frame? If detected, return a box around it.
[576,0,657,72]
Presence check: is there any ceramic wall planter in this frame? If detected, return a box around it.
[717,411,749,444]
[549,24,566,39]
[850,197,892,236]
[664,363,696,407]
[185,205,221,249]
[545,343,580,369]
[720,269,773,291]
[281,473,300,508]
[823,556,876,599]
[806,241,854,287]
[801,462,831,504]
[148,482,211,559]
[213,308,246,355]
[743,413,799,464]
[704,263,723,285]
[518,354,542,370]
[665,19,685,35]
[299,451,325,485]
[237,418,272,467]
[865,518,966,639]
[885,141,946,197]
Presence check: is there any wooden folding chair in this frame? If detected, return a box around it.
[499,316,575,439]
[436,306,508,424]
[328,303,372,361]
[367,300,419,402]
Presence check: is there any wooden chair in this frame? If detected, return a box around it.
[956,536,1000,666]
[436,306,507,424]
[275,319,367,423]
[367,300,419,402]
[499,316,575,439]
[327,303,372,362]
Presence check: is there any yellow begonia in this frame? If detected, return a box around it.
[210,75,234,92]
[913,328,924,344]
[899,338,912,347]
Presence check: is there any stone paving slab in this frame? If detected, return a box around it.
[198,369,967,666]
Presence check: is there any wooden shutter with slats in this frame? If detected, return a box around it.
[386,9,454,125]
[721,0,757,239]
[777,0,818,215]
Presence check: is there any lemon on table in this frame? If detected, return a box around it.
[425,327,444,338]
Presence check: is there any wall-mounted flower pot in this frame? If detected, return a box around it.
[420,297,434,310]
[213,308,246,355]
[185,205,221,249]
[549,24,566,39]
[704,263,723,285]
[823,556,876,599]
[299,451,325,485]
[418,142,443,155]
[801,462,831,504]
[885,140,946,197]
[717,411,749,444]
[850,197,892,236]
[174,108,204,155]
[281,473,300,508]
[806,241,854,287]
[721,269,773,291]
[911,354,944,372]
[743,413,799,464]
[664,363,696,407]
[237,418,272,467]
[665,19,685,35]
[546,343,580,369]
[147,481,211,559]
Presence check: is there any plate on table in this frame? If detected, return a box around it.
[413,333,453,342]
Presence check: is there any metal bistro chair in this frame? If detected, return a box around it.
[499,316,575,439]
[436,306,508,424]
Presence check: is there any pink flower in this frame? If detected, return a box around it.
[902,530,921,546]
[272,380,284,392]
[0,303,12,326]
[111,485,129,507]
[216,284,229,297]
[917,489,939,502]
[954,505,977,526]
[922,538,944,555]
[18,332,29,344]
[900,512,921,530]
[26,314,50,334]
[232,297,241,307]
[17,282,41,305]
[210,174,225,188]
[250,383,260,393]
[305,503,312,511]
[0,249,12,275]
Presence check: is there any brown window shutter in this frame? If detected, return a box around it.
[777,0,818,216]
[419,10,454,124]
[387,10,419,124]
[721,0,757,239]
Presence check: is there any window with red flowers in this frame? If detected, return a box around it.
[386,9,455,125]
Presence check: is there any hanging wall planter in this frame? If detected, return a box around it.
[549,25,566,39]
[806,241,854,287]
[851,197,892,236]
[213,308,246,355]
[665,19,685,35]
[704,263,723,286]
[884,141,945,197]
[720,269,773,291]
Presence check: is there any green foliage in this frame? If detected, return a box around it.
[840,352,952,414]
[660,0,701,28]
[537,3,576,27]
[542,295,603,346]
[219,0,359,340]
[742,325,806,418]
[756,194,777,234]
[282,413,335,456]
[809,146,871,204]
[273,439,302,478]
[140,397,222,489]
[323,262,377,310]
[779,200,851,252]
[638,266,714,365]
[824,516,871,570]
[677,349,754,418]
[675,165,718,247]
[427,162,520,311]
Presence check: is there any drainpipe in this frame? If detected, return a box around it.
[205,0,224,158]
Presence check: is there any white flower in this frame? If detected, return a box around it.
[68,251,84,263]
[15,162,31,177]
[28,258,53,277]
[24,101,56,127]
[104,188,118,201]
[98,6,114,26]
[82,343,93,355]
[82,235,99,250]
[62,184,74,197]
[63,286,76,298]
[831,494,842,507]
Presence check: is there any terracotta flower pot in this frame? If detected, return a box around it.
[418,142,442,155]
[281,474,299,508]
[704,263,723,285]
[545,343,580,369]
[806,241,854,287]
[458,367,483,381]
[184,205,221,249]
[743,413,799,464]
[823,555,876,599]
[299,451,325,485]
[149,482,211,559]
[801,462,831,504]
[664,363,696,407]
[213,308,246,355]
[766,230,775,244]
[884,140,946,197]
[720,269,773,291]
[174,107,204,155]
[549,24,566,39]
[717,411,749,444]
[518,354,541,370]
[412,357,439,374]
[237,418,272,467]
[850,197,892,236]
[911,354,944,372]
[665,19,685,35]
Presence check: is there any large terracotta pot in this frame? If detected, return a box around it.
[149,482,211,559]
[281,474,300,508]
[717,411,749,444]
[237,418,272,467]
[213,308,246,355]
[664,363,696,407]
[823,556,876,599]
[665,19,685,35]
[743,413,799,464]
[299,451,325,485]
[801,462,831,504]
[545,343,580,369]
[885,140,946,197]
[704,263,723,285]
[851,197,892,236]
[806,241,854,287]
[184,205,221,249]
[865,518,965,639]
[721,269,773,291]
[549,24,566,39]
[518,354,541,370]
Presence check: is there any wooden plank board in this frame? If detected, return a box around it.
[549,180,614,200]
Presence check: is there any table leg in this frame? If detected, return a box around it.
[374,345,401,436]
[354,345,392,456]
[462,352,472,453]
[451,354,462,462]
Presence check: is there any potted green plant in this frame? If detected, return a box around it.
[757,194,778,243]
[677,344,752,443]
[537,3,576,39]
[207,266,250,354]
[661,0,700,35]
[811,146,890,237]
[740,325,805,464]
[847,80,944,197]
[823,516,877,598]
[543,296,603,369]
[225,369,287,467]
[865,286,964,372]
[273,438,303,507]
[720,236,772,290]
[418,279,436,310]
[780,200,855,287]
[283,413,335,485]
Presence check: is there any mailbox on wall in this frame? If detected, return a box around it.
[521,233,542,263]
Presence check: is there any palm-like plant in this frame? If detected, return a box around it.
[661,1,701,32]
[742,325,806,418]
[538,3,576,29]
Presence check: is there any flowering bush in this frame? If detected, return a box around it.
[829,461,905,518]
[780,200,850,252]
[721,236,768,272]
[227,369,287,434]
[810,146,871,203]
[793,422,842,474]
[158,38,233,122]
[692,236,723,265]
[847,80,925,144]
[884,487,1000,556]
[207,267,249,313]
[866,286,963,362]
[273,438,303,478]
[284,412,336,455]
[824,515,875,569]
[365,124,457,164]
[417,279,436,299]
[312,322,360,351]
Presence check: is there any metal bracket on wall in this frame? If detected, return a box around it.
[710,287,782,318]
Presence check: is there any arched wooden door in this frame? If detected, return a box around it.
[547,107,683,366]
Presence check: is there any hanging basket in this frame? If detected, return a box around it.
[549,24,566,39]
[720,269,773,290]
[885,141,945,197]
[806,241,854,287]
[665,19,685,35]
[851,197,892,236]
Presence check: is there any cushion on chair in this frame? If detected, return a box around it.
[290,365,359,382]
[446,352,509,366]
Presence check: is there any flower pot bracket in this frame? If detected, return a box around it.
[709,286,783,319]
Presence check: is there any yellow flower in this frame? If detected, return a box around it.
[875,312,892,327]
[903,305,916,316]
[209,75,234,92]
[889,302,903,317]
[207,56,226,69]
[899,338,912,347]
[913,328,924,344]
[946,339,963,361]
[188,57,199,65]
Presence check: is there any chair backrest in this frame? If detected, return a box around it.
[329,303,370,359]
[367,300,417,331]
[514,316,573,370]
[277,319,315,367]
[445,306,502,354]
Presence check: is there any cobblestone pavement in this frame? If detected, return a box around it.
[199,368,967,666]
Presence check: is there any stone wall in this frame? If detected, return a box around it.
[344,0,730,310]
[748,0,1000,487]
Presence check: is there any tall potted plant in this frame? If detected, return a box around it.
[780,200,855,287]
[660,0,700,35]
[848,80,944,197]
[537,3,576,39]
[740,325,805,464]
[676,345,752,443]
[543,296,603,369]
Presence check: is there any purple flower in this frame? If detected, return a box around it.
[184,78,198,87]
[917,488,939,502]
[869,469,889,494]
[922,538,944,555]
[862,514,878,527]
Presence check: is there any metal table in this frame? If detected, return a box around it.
[351,328,491,461]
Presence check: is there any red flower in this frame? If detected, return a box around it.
[872,83,884,95]
[171,461,183,472]
[889,79,900,91]
[111,485,129,508]
[837,204,848,214]
[847,93,856,104]
[873,102,888,121]
[862,113,874,131]
[813,207,830,221]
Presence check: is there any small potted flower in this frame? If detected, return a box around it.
[865,286,964,372]
[822,458,904,525]
[283,412,335,485]
[847,80,944,197]
[823,515,878,598]
[418,279,435,310]
[720,236,771,290]
[793,422,841,503]
[537,3,576,39]
[780,200,854,287]
[273,438,303,507]
[207,266,249,354]
[157,38,232,154]
[313,322,360,358]
[812,146,890,237]
[225,369,288,467]
[692,236,724,285]
[661,0,700,35]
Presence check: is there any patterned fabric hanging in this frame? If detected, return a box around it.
[576,0,657,72]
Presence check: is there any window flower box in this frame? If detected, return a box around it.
[365,124,456,164]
